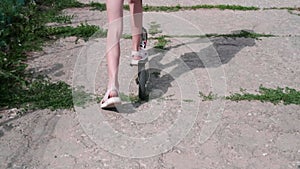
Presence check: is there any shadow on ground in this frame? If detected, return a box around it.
[116,30,256,112]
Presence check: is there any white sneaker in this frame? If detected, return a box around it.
[130,49,148,66]
[100,87,121,109]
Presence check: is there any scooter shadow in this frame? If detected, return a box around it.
[116,30,256,113]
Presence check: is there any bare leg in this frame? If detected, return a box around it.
[128,0,143,59]
[105,0,124,97]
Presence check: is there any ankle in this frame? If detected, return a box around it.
[107,82,119,90]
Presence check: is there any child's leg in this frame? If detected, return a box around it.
[105,0,124,92]
[128,0,143,59]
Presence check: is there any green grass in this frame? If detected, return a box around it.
[89,2,106,11]
[119,93,140,103]
[226,86,300,105]
[183,99,194,103]
[122,34,132,39]
[142,4,182,12]
[263,7,300,11]
[0,0,104,110]
[143,4,259,12]
[45,23,104,41]
[62,1,300,13]
[262,7,300,17]
[88,2,259,12]
[58,1,299,14]
[287,10,300,16]
[1,79,74,110]
[2,79,100,111]
[72,86,97,108]
[199,91,219,101]
[149,30,273,51]
[35,0,86,10]
[48,14,74,24]
[154,35,170,49]
[127,4,259,12]
[199,86,300,105]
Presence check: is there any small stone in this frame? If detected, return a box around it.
[175,149,182,154]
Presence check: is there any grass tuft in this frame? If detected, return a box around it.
[287,10,300,16]
[183,99,194,103]
[122,34,132,39]
[199,91,219,101]
[48,14,74,24]
[90,2,106,11]
[45,23,104,41]
[200,86,300,105]
[154,35,170,49]
[226,86,300,105]
[119,93,140,103]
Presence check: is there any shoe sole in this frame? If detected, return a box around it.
[101,97,122,109]
[130,57,148,66]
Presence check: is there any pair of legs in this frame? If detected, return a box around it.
[103,0,143,103]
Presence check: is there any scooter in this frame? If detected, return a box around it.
[132,27,149,100]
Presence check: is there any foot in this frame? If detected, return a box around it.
[100,87,121,109]
[130,50,148,66]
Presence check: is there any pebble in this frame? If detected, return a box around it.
[175,149,182,154]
